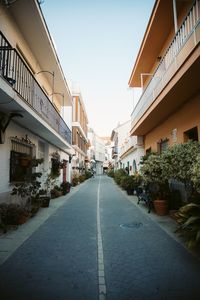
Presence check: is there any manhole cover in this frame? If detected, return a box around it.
[120,222,143,229]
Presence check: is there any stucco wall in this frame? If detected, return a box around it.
[0,4,61,111]
[145,94,200,152]
[0,120,69,197]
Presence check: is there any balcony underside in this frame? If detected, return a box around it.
[130,49,200,136]
[0,79,71,151]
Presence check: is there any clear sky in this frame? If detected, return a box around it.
[41,0,155,137]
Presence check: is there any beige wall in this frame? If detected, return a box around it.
[145,94,200,152]
[73,96,87,135]
[0,4,61,111]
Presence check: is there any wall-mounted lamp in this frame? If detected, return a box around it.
[36,70,55,102]
[69,154,76,163]
[0,112,23,144]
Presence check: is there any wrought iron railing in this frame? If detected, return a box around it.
[0,31,71,145]
[131,0,200,128]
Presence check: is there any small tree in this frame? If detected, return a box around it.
[140,153,170,200]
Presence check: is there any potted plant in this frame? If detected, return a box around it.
[11,157,49,210]
[60,181,71,195]
[50,185,63,199]
[0,203,30,225]
[38,189,51,207]
[175,202,200,249]
[140,153,169,215]
[50,151,64,179]
[121,175,134,195]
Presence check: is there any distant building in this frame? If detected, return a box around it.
[101,137,113,173]
[111,121,144,173]
[87,128,105,175]
[71,84,88,177]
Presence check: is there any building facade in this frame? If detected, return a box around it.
[119,135,144,174]
[129,0,200,153]
[71,84,88,175]
[0,0,73,201]
[111,121,144,173]
[87,128,105,175]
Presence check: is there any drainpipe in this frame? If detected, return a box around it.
[173,0,178,33]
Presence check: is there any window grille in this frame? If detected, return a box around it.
[10,136,36,182]
[10,136,35,156]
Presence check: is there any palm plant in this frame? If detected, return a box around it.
[176,203,200,249]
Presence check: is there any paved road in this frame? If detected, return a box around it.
[0,176,200,300]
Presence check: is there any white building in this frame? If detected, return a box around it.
[0,0,73,202]
[87,128,105,175]
[111,121,144,173]
[70,83,88,178]
[101,137,113,173]
[119,136,144,174]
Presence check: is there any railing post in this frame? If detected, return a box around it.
[173,0,178,33]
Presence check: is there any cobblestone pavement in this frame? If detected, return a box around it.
[0,176,200,300]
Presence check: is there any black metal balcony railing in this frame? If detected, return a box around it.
[0,31,71,145]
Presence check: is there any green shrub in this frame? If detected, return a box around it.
[120,175,129,189]
[60,182,71,195]
[107,170,114,178]
[85,171,93,179]
[0,203,30,225]
[79,175,86,183]
[191,154,200,194]
[114,169,127,185]
[162,141,200,184]
[72,176,79,186]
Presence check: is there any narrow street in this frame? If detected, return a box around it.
[1,176,200,300]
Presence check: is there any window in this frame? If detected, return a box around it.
[10,137,35,182]
[132,159,137,173]
[157,139,168,154]
[184,127,198,142]
[10,151,32,182]
[38,141,45,159]
[146,147,151,155]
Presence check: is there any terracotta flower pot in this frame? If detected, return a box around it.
[153,199,168,216]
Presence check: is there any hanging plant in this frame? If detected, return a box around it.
[50,151,64,178]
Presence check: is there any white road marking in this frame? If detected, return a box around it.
[97,176,106,300]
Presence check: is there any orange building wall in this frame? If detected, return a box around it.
[144,94,200,151]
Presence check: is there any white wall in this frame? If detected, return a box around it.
[120,146,144,174]
[0,121,70,197]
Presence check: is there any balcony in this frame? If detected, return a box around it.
[112,146,118,158]
[0,32,71,146]
[120,136,144,159]
[131,0,200,134]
